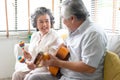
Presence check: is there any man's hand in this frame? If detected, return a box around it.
[41,54,60,67]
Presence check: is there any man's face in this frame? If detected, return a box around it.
[61,16,71,28]
[61,7,72,29]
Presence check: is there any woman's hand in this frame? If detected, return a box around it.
[27,62,36,70]
[22,50,32,61]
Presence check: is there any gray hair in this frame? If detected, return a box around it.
[61,0,89,20]
[31,7,54,31]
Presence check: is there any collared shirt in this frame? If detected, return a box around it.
[60,18,108,80]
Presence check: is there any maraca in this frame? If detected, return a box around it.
[18,56,30,65]
[19,41,25,50]
[19,40,32,61]
[18,56,26,63]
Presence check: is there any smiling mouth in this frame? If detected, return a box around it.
[42,28,47,31]
[42,26,49,30]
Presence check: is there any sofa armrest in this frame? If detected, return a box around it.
[104,51,120,80]
[113,72,120,80]
[14,43,30,71]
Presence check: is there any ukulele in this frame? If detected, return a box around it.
[33,44,69,76]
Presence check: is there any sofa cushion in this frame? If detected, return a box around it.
[104,51,120,80]
[107,35,120,57]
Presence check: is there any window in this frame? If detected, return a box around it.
[0,0,120,37]
[61,0,120,35]
[0,0,61,37]
[85,0,120,34]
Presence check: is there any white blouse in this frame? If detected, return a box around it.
[28,29,63,73]
[28,29,64,61]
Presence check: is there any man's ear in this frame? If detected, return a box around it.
[71,15,76,23]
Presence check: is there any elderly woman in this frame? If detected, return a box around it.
[12,7,63,80]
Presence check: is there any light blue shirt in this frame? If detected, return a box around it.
[60,18,108,80]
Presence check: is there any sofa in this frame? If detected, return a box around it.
[14,43,120,80]
[14,34,120,80]
[104,51,120,80]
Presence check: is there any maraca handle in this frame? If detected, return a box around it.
[22,49,32,61]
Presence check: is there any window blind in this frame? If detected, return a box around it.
[0,0,56,37]
[0,0,120,37]
[90,0,120,34]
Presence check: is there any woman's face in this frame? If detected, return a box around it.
[36,14,51,35]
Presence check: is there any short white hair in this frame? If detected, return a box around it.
[61,0,89,20]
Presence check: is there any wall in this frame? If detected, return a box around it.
[0,34,29,79]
